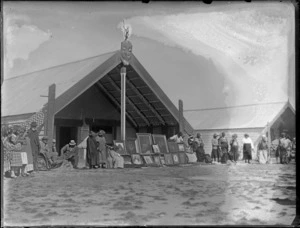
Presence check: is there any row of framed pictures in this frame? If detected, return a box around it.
[113,133,186,155]
[122,152,188,166]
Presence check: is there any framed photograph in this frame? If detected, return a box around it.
[143,155,154,165]
[164,153,173,165]
[113,140,126,155]
[160,155,165,165]
[178,143,185,152]
[136,133,153,154]
[178,152,188,164]
[152,134,169,153]
[172,153,180,164]
[152,144,160,153]
[131,154,143,165]
[168,141,179,153]
[122,155,132,165]
[153,155,161,166]
[126,139,137,155]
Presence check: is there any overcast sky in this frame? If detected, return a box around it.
[3,1,295,110]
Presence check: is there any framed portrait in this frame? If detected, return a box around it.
[113,140,126,155]
[125,139,137,155]
[178,143,185,152]
[131,154,143,165]
[160,155,165,165]
[168,141,179,153]
[164,153,173,165]
[153,155,161,166]
[152,144,160,153]
[122,155,132,164]
[143,155,154,165]
[172,153,180,164]
[178,152,188,164]
[136,133,153,154]
[152,134,169,153]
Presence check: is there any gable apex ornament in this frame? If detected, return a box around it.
[118,20,132,66]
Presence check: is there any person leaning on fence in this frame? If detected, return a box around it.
[27,122,40,172]
[60,140,79,169]
[242,134,254,164]
[257,135,269,164]
[169,132,184,143]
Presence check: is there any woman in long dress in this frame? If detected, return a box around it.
[242,134,254,164]
[257,135,268,164]
[96,130,107,168]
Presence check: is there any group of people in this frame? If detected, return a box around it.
[85,130,124,169]
[169,130,296,165]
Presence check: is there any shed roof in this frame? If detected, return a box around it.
[2,50,193,134]
[184,101,293,130]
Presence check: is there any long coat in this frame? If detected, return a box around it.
[86,136,99,166]
[96,136,107,164]
[27,129,40,155]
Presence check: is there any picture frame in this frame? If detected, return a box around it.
[167,141,179,153]
[160,155,165,165]
[178,152,188,164]
[177,143,185,152]
[143,155,154,165]
[136,133,153,154]
[152,134,169,154]
[122,155,132,165]
[113,140,126,155]
[131,154,143,165]
[125,138,137,155]
[164,153,173,165]
[153,154,162,166]
[172,153,180,165]
[152,144,160,153]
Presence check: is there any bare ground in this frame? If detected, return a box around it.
[3,162,296,226]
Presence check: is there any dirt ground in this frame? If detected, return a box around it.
[3,161,296,226]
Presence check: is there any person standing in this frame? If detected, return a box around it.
[291,137,296,161]
[242,134,254,164]
[60,140,79,169]
[194,133,205,162]
[257,135,268,164]
[96,130,107,168]
[278,133,291,164]
[27,122,40,172]
[86,131,99,169]
[211,133,219,163]
[230,134,239,163]
[219,132,229,164]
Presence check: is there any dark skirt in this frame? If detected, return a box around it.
[211,148,218,159]
[221,152,229,164]
[243,143,252,160]
[196,146,206,162]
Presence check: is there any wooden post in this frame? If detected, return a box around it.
[267,122,271,162]
[179,99,184,133]
[120,67,126,141]
[47,84,56,150]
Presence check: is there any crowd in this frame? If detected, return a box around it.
[169,131,296,165]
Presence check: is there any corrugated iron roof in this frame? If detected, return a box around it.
[184,102,289,130]
[2,51,117,116]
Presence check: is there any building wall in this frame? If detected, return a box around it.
[194,128,264,160]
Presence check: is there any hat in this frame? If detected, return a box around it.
[98,130,105,136]
[69,140,76,146]
[244,133,249,137]
[213,133,218,137]
[30,122,37,127]
[52,139,56,143]
[42,136,48,141]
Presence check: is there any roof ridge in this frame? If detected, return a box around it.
[4,50,118,81]
[184,101,287,112]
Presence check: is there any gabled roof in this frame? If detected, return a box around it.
[2,50,193,134]
[184,101,294,130]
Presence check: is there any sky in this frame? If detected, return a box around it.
[3,1,296,111]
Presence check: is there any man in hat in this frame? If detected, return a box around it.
[211,133,219,163]
[96,130,107,168]
[27,121,40,172]
[60,140,79,169]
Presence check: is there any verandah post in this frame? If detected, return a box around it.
[179,99,184,133]
[47,84,56,150]
[120,67,126,141]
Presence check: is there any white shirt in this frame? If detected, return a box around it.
[170,135,184,143]
[242,137,254,149]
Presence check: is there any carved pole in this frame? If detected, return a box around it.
[179,99,184,133]
[47,84,56,150]
[120,67,126,141]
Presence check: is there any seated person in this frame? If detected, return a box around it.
[107,145,124,169]
[60,140,79,169]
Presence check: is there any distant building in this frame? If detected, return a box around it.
[184,101,295,159]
